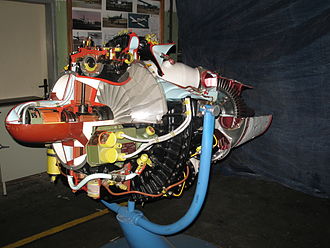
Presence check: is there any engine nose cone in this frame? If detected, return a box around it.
[5,122,73,144]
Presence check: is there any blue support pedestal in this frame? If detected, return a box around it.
[102,105,218,248]
[100,234,218,248]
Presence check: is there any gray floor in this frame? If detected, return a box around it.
[1,166,329,248]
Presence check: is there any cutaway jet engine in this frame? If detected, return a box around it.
[5,32,272,202]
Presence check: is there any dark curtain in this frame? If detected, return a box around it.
[176,0,330,198]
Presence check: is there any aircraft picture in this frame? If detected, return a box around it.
[103,12,128,28]
[72,10,101,30]
[128,13,149,29]
[106,0,133,12]
[73,0,102,9]
[137,0,160,15]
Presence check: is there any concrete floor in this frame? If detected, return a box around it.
[1,166,329,248]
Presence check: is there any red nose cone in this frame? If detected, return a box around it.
[5,122,79,144]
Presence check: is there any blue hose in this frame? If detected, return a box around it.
[102,105,216,236]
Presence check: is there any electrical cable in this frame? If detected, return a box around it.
[191,135,218,158]
[102,166,190,197]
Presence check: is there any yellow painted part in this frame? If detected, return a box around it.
[47,149,60,175]
[117,183,128,191]
[136,163,146,174]
[50,176,57,182]
[191,146,202,157]
[47,148,56,155]
[2,209,109,248]
[99,148,118,163]
[173,173,186,197]
[114,143,122,149]
[136,158,145,167]
[100,132,117,147]
[114,47,121,52]
[185,110,191,116]
[124,52,134,64]
[106,180,115,186]
[47,160,60,175]
[140,154,149,162]
[84,62,97,72]
[145,33,159,45]
[115,131,124,139]
[146,158,153,167]
[145,126,155,136]
[213,135,218,148]
[117,153,126,162]
[184,99,190,105]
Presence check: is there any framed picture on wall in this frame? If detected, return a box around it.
[67,0,164,52]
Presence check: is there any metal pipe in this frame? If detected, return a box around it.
[135,105,215,235]
[102,105,216,236]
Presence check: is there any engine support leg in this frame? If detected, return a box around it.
[101,105,218,248]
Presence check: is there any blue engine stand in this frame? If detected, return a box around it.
[101,105,218,248]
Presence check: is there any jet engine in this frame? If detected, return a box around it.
[5,32,272,203]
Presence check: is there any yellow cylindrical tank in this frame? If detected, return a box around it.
[47,148,60,182]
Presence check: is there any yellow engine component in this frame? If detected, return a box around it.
[115,131,125,139]
[136,154,150,174]
[116,182,128,191]
[47,148,60,182]
[84,62,97,72]
[145,33,159,45]
[100,132,117,147]
[114,46,122,52]
[117,152,126,161]
[99,148,126,163]
[124,52,134,64]
[87,179,100,199]
[145,126,155,136]
[100,148,118,163]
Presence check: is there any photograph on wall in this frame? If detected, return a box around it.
[137,0,160,15]
[72,0,102,9]
[72,31,103,51]
[103,12,128,28]
[70,0,162,49]
[128,13,149,29]
[72,10,101,30]
[106,0,133,12]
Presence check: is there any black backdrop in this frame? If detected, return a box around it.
[176,0,330,198]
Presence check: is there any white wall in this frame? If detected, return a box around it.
[0,1,48,100]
